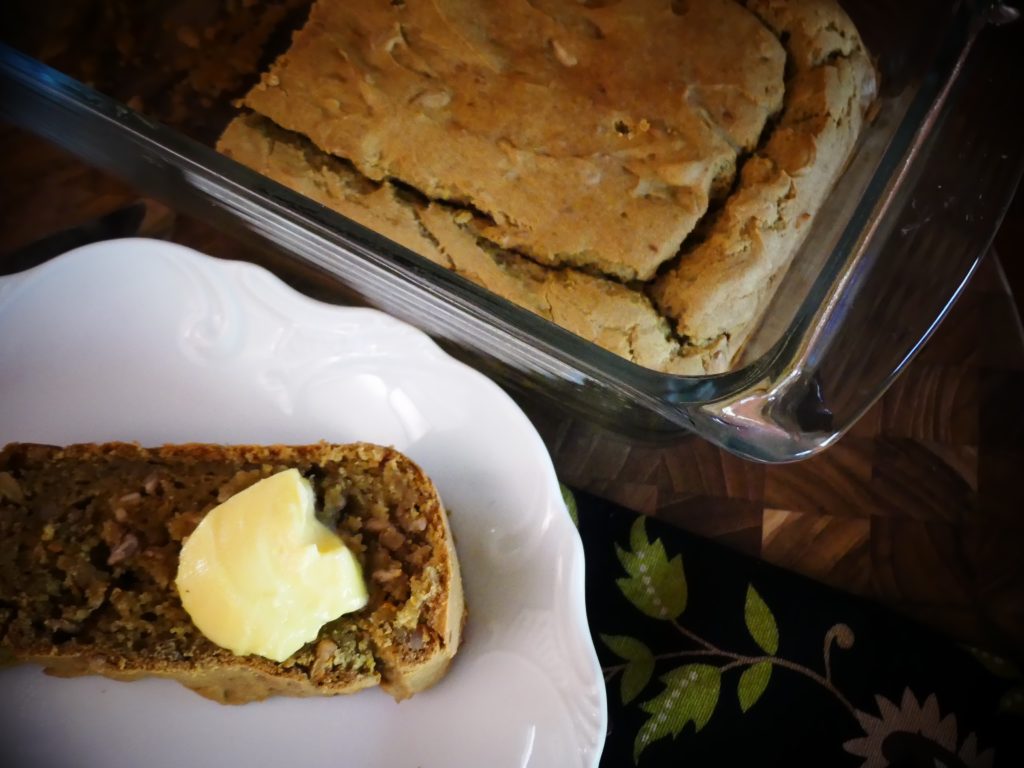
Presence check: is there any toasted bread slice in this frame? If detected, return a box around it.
[0,442,464,703]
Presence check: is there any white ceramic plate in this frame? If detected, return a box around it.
[0,239,606,768]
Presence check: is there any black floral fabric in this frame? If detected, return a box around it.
[567,489,1024,768]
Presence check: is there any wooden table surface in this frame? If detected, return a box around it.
[528,252,1024,655]
[2,122,1023,663]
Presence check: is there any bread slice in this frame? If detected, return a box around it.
[0,442,464,703]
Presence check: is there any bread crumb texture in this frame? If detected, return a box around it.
[0,442,464,703]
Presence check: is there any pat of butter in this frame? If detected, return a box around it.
[175,468,368,662]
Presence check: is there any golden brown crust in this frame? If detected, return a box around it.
[218,113,691,372]
[222,0,874,375]
[650,0,877,370]
[22,649,380,705]
[242,0,785,281]
[0,442,464,703]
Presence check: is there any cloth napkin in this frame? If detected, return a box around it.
[566,488,1023,767]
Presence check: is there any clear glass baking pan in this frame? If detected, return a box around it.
[1,0,1021,461]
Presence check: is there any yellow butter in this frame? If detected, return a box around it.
[175,468,368,662]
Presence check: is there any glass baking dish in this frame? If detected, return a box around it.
[1,0,1021,461]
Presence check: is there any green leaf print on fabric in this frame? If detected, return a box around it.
[738,661,772,712]
[634,665,721,762]
[615,517,687,620]
[744,585,779,655]
[594,510,1009,765]
[601,634,655,705]
[559,483,579,528]
[602,515,870,764]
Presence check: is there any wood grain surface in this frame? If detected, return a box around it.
[524,253,1024,658]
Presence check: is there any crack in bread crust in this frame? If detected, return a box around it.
[218,113,690,372]
[222,0,875,375]
[651,0,877,372]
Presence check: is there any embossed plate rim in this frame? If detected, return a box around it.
[0,238,607,768]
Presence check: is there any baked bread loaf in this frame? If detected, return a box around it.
[220,0,875,374]
[240,0,786,283]
[0,442,464,703]
[218,113,706,374]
